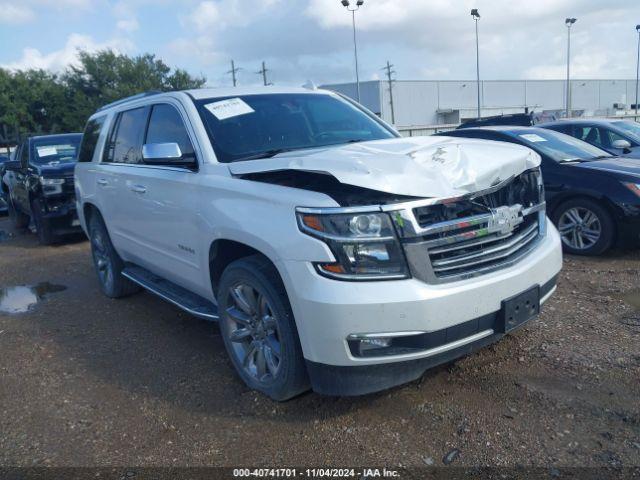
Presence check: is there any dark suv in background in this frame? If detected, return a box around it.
[0,153,9,214]
[1,133,83,244]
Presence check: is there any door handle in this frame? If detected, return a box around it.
[130,185,147,194]
[97,179,108,186]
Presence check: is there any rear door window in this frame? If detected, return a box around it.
[79,116,106,163]
[576,126,604,148]
[105,107,148,164]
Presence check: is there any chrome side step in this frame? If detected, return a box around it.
[122,265,219,321]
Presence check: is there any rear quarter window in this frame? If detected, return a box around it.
[78,116,106,163]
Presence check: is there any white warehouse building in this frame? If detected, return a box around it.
[323,79,639,134]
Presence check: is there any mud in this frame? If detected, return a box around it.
[0,216,638,468]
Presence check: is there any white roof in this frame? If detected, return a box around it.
[186,86,331,100]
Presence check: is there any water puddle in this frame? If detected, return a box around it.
[615,290,640,328]
[0,282,67,314]
[616,290,640,311]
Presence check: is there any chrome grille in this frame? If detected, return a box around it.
[427,215,539,278]
[386,169,546,284]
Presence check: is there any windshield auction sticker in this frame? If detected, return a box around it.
[519,133,547,143]
[37,146,58,157]
[205,98,255,120]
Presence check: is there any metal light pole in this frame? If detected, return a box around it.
[341,0,364,103]
[635,25,640,118]
[471,9,481,119]
[565,17,577,118]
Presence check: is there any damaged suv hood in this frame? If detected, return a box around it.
[228,136,541,198]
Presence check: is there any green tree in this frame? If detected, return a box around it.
[0,50,207,143]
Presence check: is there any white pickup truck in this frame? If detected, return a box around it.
[75,87,562,400]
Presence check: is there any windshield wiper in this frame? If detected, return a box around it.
[232,140,368,162]
[233,148,297,162]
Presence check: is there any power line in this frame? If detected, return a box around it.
[256,61,272,86]
[382,60,396,125]
[226,60,241,87]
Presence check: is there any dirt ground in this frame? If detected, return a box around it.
[0,215,639,471]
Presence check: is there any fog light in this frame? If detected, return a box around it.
[348,336,393,357]
[361,338,391,349]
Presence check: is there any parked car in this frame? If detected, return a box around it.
[0,154,9,214]
[437,126,640,255]
[75,88,561,400]
[2,133,83,244]
[457,111,559,129]
[540,118,640,158]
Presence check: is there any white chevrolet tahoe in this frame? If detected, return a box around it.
[75,87,562,400]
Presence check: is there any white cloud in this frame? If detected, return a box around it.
[28,0,94,8]
[112,1,139,33]
[0,3,35,24]
[2,33,133,71]
[117,18,139,32]
[185,1,221,32]
[183,0,282,32]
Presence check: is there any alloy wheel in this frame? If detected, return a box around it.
[224,283,282,384]
[91,228,113,288]
[558,207,602,251]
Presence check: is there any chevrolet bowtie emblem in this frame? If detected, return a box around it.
[487,204,524,235]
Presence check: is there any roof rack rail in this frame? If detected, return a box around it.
[97,91,163,112]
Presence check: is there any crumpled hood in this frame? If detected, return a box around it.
[228,136,541,198]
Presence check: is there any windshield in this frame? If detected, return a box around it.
[506,128,611,162]
[32,138,81,165]
[195,93,396,163]
[612,121,640,142]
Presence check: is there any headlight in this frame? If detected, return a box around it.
[297,211,409,281]
[40,177,65,195]
[623,182,640,196]
[41,177,65,186]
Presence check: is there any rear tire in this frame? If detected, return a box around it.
[31,198,56,245]
[88,212,141,298]
[217,255,309,401]
[8,197,29,229]
[552,198,614,255]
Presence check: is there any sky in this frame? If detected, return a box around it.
[0,0,639,87]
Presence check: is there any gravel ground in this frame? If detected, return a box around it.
[0,215,639,470]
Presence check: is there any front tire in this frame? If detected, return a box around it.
[218,255,309,401]
[88,212,140,298]
[31,198,56,245]
[552,198,614,255]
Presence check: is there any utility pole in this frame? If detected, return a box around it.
[565,17,577,118]
[256,61,272,86]
[382,61,396,125]
[341,0,364,103]
[227,60,240,87]
[471,9,481,119]
[635,25,640,118]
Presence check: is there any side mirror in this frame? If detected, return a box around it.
[142,143,183,162]
[612,139,632,150]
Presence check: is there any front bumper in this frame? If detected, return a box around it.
[306,275,556,396]
[279,221,562,391]
[41,198,82,234]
